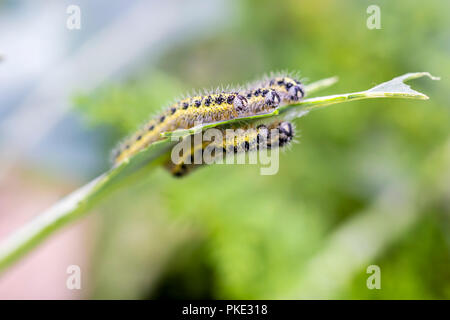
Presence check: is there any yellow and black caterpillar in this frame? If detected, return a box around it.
[113,75,304,164]
[165,121,295,177]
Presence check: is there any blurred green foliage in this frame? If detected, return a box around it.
[75,0,449,299]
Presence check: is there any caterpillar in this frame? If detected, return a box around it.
[113,75,304,164]
[165,120,295,177]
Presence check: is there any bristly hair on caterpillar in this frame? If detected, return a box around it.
[165,120,295,177]
[113,73,305,165]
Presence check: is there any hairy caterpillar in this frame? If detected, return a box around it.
[165,121,295,177]
[114,75,304,164]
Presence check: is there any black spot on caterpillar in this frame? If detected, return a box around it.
[113,74,304,164]
[165,121,295,177]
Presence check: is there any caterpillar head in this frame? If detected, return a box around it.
[257,121,294,148]
[269,77,305,103]
[277,121,294,146]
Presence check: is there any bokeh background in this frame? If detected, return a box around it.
[0,0,449,299]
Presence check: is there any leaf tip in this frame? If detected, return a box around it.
[424,73,440,81]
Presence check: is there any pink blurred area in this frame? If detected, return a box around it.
[0,170,95,299]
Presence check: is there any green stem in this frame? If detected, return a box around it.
[0,141,171,273]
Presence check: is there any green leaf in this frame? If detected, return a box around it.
[0,72,439,272]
